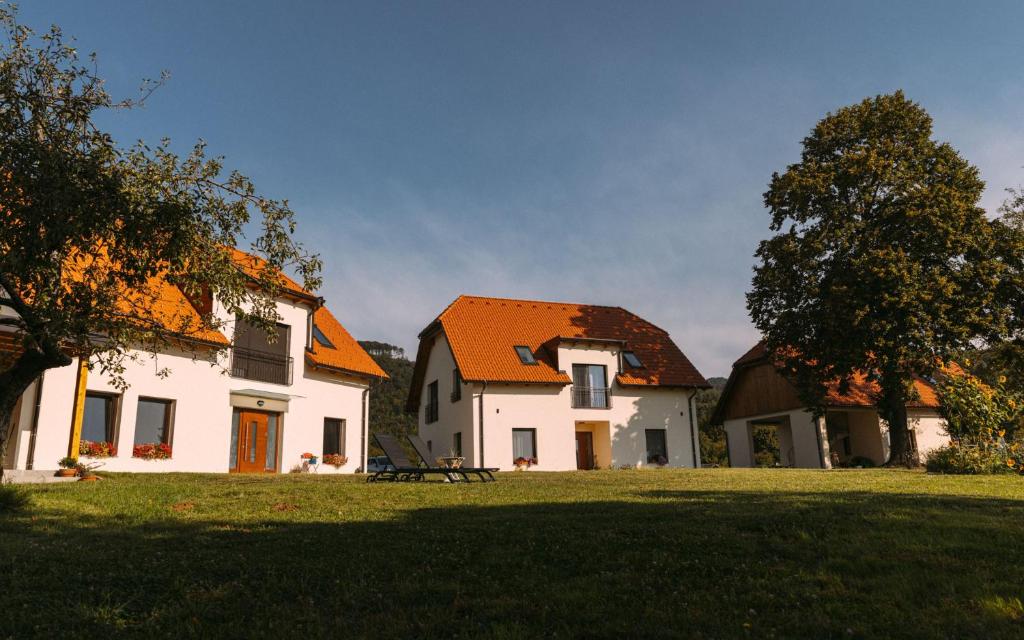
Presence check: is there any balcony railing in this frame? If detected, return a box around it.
[425,402,439,424]
[231,347,293,386]
[572,386,611,409]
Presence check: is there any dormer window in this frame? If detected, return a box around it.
[623,351,643,368]
[312,323,335,349]
[514,345,538,365]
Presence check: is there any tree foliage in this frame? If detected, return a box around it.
[748,91,1008,465]
[697,377,729,466]
[0,5,319,470]
[359,341,417,455]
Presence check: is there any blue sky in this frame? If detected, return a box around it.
[19,1,1024,376]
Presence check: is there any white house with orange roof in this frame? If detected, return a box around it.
[407,295,711,472]
[2,250,386,475]
[712,342,947,468]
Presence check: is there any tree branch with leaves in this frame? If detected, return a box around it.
[0,4,320,475]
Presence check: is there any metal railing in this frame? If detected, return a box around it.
[230,347,293,385]
[425,402,439,424]
[572,386,611,409]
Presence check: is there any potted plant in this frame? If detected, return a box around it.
[76,461,103,482]
[56,457,78,477]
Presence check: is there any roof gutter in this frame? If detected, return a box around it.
[478,380,488,467]
[687,388,700,468]
[360,387,369,474]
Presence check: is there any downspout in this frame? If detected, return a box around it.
[687,389,699,468]
[360,387,369,473]
[478,381,488,467]
[25,374,45,470]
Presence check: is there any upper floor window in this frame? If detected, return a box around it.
[82,392,119,455]
[451,368,462,402]
[514,345,538,365]
[425,381,439,424]
[622,351,644,368]
[572,364,610,409]
[231,318,293,385]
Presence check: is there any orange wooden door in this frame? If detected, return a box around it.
[237,411,270,473]
[575,432,594,470]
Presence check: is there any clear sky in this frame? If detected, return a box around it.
[18,1,1024,376]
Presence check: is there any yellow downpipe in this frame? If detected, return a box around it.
[67,358,88,458]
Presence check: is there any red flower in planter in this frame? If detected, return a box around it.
[133,442,172,460]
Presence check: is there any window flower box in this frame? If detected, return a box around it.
[513,456,537,471]
[79,440,116,458]
[322,454,347,468]
[133,443,172,460]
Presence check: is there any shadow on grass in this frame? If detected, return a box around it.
[2,489,1023,638]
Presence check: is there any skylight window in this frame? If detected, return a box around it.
[312,324,335,349]
[623,351,643,368]
[514,345,538,365]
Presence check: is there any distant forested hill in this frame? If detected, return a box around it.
[698,376,729,466]
[359,341,417,453]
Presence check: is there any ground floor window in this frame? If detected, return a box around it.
[512,428,537,463]
[81,392,119,456]
[453,431,462,457]
[133,398,174,459]
[323,418,346,456]
[645,429,667,464]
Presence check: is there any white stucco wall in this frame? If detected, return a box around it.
[416,334,475,461]
[5,296,372,473]
[724,409,826,469]
[417,338,700,471]
[909,411,948,461]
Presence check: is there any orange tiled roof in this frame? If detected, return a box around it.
[417,295,708,389]
[733,341,940,409]
[44,246,382,377]
[306,306,387,379]
[226,247,314,300]
[117,275,230,346]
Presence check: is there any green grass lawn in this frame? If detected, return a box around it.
[2,470,1023,639]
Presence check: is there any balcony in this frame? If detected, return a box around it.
[231,347,293,386]
[572,386,611,409]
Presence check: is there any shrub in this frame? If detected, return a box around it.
[925,445,1014,475]
[937,364,1020,444]
[849,456,876,468]
[57,456,77,469]
[0,485,31,515]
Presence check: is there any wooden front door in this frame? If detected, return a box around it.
[575,431,594,470]
[236,410,276,473]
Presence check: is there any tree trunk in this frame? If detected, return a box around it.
[0,348,69,480]
[880,376,916,467]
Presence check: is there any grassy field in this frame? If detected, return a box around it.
[2,470,1023,639]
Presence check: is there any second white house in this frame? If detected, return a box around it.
[407,295,710,471]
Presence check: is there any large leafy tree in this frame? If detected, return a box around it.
[974,189,1024,395]
[0,6,320,472]
[748,91,1006,465]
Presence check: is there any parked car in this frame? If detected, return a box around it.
[366,456,394,473]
